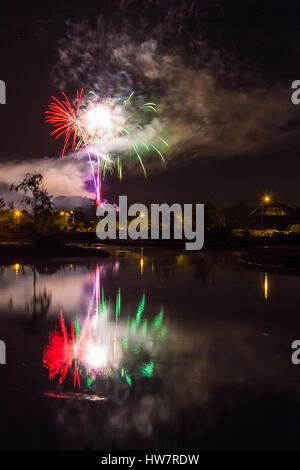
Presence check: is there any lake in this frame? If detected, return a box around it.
[0,246,300,449]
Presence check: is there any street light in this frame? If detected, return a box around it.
[261,195,271,230]
[14,210,21,228]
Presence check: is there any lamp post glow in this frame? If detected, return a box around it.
[14,210,20,228]
[261,195,271,230]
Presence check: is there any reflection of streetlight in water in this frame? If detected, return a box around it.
[14,263,20,282]
[264,272,269,300]
[140,247,144,276]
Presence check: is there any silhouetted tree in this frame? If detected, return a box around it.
[10,173,53,225]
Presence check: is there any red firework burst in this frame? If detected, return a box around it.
[45,89,83,158]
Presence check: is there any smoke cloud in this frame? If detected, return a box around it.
[51,2,299,173]
[0,157,93,202]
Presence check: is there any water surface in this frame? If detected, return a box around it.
[0,247,300,449]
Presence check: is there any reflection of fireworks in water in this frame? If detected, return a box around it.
[46,90,168,206]
[43,265,167,393]
[42,312,81,387]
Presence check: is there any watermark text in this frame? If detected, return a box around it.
[0,80,6,104]
[96,196,204,250]
[0,340,6,364]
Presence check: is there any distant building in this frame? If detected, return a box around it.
[250,203,293,229]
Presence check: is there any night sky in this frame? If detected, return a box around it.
[1,0,300,207]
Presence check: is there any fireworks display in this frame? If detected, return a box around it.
[46,90,168,206]
[43,265,167,395]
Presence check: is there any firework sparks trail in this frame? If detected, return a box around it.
[46,90,168,205]
[45,89,103,205]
